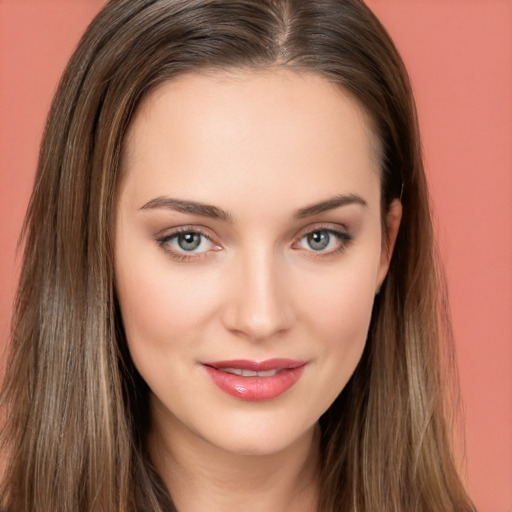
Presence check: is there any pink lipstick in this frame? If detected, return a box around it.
[201,359,306,401]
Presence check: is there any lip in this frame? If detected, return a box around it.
[201,359,307,401]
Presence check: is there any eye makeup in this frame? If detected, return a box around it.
[155,222,354,263]
[156,226,222,262]
[292,224,354,260]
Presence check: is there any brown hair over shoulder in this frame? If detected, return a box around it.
[0,1,475,511]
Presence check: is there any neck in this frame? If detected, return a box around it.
[148,402,321,512]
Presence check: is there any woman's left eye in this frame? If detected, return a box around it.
[295,228,353,254]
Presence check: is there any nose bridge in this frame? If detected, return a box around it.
[222,243,294,341]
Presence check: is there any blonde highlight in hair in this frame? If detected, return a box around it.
[1,1,475,511]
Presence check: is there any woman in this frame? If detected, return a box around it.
[0,1,476,511]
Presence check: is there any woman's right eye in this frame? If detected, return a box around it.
[157,229,221,260]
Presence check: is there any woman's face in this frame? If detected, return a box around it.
[115,69,400,456]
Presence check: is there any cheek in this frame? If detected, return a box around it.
[294,253,379,400]
[299,251,379,341]
[319,286,373,375]
[322,274,375,340]
[115,244,221,364]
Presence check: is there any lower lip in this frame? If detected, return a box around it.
[202,365,306,401]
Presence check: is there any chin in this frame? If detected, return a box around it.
[192,411,317,458]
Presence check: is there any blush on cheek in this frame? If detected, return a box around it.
[297,270,376,390]
[118,259,221,351]
[305,267,376,327]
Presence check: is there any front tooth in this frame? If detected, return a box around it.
[219,368,279,377]
[257,369,278,377]
[221,368,243,376]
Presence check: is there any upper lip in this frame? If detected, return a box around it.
[202,359,306,371]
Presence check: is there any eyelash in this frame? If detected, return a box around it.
[157,227,219,262]
[294,226,354,258]
[156,225,354,262]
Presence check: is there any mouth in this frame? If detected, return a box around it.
[209,367,282,377]
[201,359,307,401]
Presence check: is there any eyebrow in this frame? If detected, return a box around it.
[139,193,367,222]
[293,194,368,219]
[140,196,234,222]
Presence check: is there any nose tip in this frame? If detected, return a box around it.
[226,302,290,342]
[221,256,295,342]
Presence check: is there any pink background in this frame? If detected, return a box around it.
[0,1,510,510]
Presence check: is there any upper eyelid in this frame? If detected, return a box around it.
[294,222,351,238]
[297,228,352,242]
[156,225,215,241]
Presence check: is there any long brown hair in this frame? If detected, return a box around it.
[1,1,475,511]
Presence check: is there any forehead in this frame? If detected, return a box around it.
[119,69,381,212]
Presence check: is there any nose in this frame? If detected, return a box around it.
[221,248,295,342]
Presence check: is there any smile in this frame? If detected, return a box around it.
[201,359,307,401]
[215,368,281,377]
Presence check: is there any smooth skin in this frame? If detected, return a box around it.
[115,68,402,512]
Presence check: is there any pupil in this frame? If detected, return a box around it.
[308,231,329,250]
[178,232,201,251]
